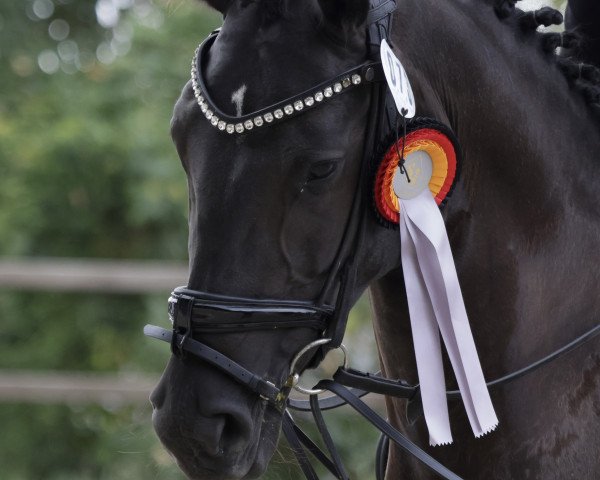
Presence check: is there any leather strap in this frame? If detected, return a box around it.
[310,395,350,480]
[143,325,281,404]
[333,367,418,399]
[474,322,600,391]
[286,386,370,412]
[169,288,331,333]
[367,0,397,25]
[282,412,321,480]
[173,286,333,311]
[375,433,389,480]
[316,380,463,480]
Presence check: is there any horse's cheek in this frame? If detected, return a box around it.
[279,193,348,280]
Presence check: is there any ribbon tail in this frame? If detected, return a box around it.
[400,210,452,446]
[401,190,498,439]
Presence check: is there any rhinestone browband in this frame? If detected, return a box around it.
[191,31,381,135]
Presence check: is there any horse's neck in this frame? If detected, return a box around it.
[375,0,600,379]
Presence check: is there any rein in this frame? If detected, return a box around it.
[283,323,600,480]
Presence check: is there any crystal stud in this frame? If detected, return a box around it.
[226,124,235,134]
[205,110,213,120]
[274,109,284,119]
[342,77,351,88]
[314,91,324,102]
[324,87,333,97]
[254,116,264,127]
[244,120,254,130]
[211,116,219,126]
[294,100,304,111]
[264,112,274,123]
[201,103,208,113]
[333,82,343,93]
[217,121,226,131]
[304,96,315,107]
[352,74,361,85]
[235,123,244,133]
[284,104,294,115]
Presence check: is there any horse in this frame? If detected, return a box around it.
[147,0,600,478]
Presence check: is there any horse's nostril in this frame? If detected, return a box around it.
[153,407,255,460]
[220,412,253,453]
[192,411,253,456]
[149,385,165,410]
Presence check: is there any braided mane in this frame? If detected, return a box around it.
[494,0,600,118]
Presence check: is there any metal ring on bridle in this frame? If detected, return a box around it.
[289,338,349,395]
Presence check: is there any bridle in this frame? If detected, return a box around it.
[145,0,397,393]
[143,1,600,479]
[145,0,397,402]
[144,288,334,407]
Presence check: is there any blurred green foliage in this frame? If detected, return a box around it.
[1,1,210,479]
[0,1,379,479]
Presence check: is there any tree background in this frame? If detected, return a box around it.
[0,1,379,479]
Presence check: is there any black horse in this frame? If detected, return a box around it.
[148,0,600,479]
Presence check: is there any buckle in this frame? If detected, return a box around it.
[169,294,194,357]
[167,296,177,324]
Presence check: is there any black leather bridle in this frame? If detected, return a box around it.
[144,1,600,478]
[145,0,398,406]
[144,288,333,408]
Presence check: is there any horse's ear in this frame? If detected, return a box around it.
[202,0,232,15]
[317,0,370,28]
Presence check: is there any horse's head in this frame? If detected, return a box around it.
[149,1,399,478]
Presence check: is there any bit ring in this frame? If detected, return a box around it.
[288,338,348,395]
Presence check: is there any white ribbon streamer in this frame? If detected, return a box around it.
[399,189,498,446]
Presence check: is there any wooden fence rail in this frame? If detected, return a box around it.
[0,370,157,406]
[0,257,184,404]
[0,257,188,293]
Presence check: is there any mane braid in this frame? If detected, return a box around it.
[494,0,600,120]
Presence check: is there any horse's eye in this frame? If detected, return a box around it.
[307,160,337,182]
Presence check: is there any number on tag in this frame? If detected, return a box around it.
[380,39,416,118]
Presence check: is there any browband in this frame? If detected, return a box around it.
[191,31,383,134]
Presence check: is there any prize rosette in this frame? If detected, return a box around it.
[374,119,460,225]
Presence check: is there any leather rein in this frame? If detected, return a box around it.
[145,291,600,480]
[143,0,600,478]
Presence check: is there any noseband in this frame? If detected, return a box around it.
[144,288,333,407]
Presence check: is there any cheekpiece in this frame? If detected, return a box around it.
[191,31,379,135]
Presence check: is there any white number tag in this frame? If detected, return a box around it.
[380,39,416,118]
